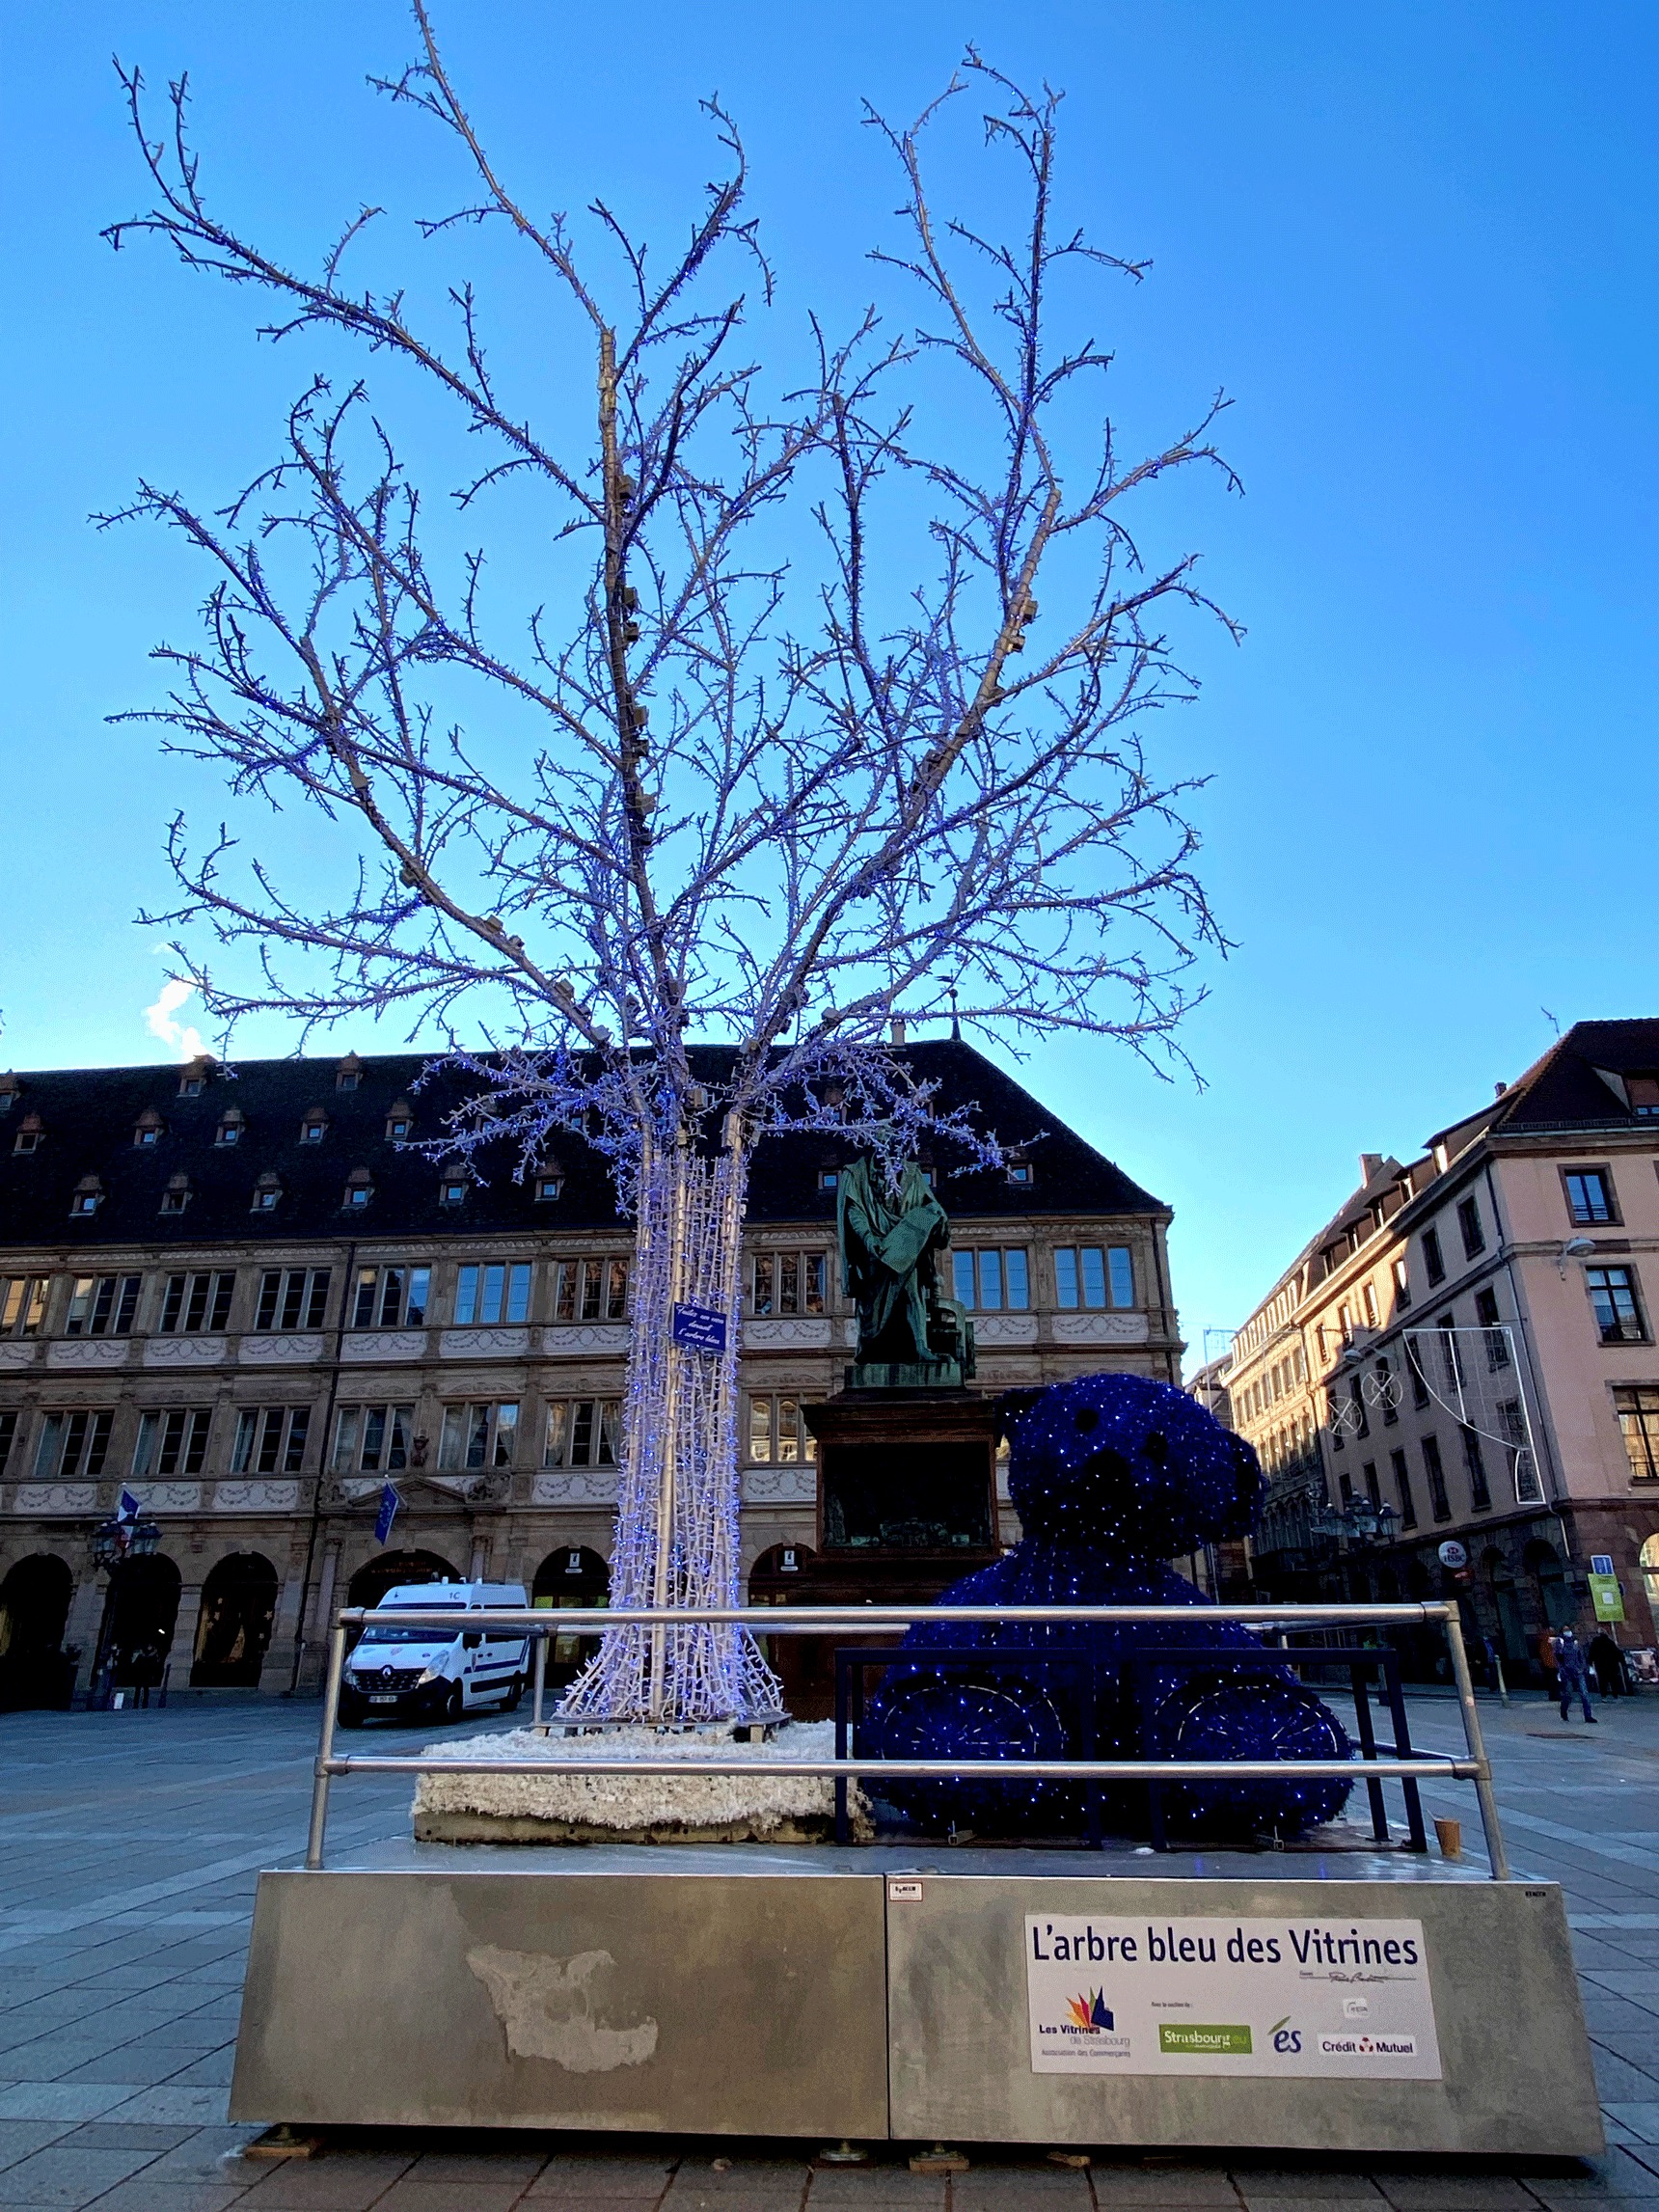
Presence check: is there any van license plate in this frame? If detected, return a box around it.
[368,1695,397,1705]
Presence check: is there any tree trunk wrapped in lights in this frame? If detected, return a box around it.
[105,6,1237,1722]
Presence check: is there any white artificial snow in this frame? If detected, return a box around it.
[413,1719,872,1843]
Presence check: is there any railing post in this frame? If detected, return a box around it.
[1441,1606,1509,1880]
[306,1619,348,1872]
[532,1627,548,1730]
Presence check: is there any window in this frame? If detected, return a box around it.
[159,1271,235,1334]
[0,1410,15,1473]
[299,1110,328,1143]
[1456,1196,1485,1261]
[0,1277,48,1337]
[1437,1312,1465,1389]
[331,1403,415,1473]
[1629,1075,1659,1118]
[255,1269,332,1332]
[1587,1265,1646,1345]
[1362,1281,1379,1329]
[552,1257,629,1324]
[134,1406,210,1478]
[1007,1160,1034,1186]
[1327,1387,1346,1451]
[160,1174,191,1214]
[439,1174,470,1207]
[231,1405,311,1474]
[342,1170,373,1210]
[216,1113,243,1146]
[950,1247,1031,1311]
[65,1275,142,1338]
[543,1398,621,1467]
[751,1251,829,1317]
[337,1068,361,1093]
[747,1393,817,1464]
[1474,1287,1510,1370]
[1392,1256,1411,1312]
[32,1409,113,1480]
[386,1106,414,1141]
[438,1401,519,1470]
[817,1169,839,1192]
[1350,1379,1369,1439]
[69,1179,103,1216]
[13,1116,43,1155]
[1564,1168,1616,1226]
[133,1115,163,1147]
[1459,1424,1491,1510]
[1422,1434,1450,1522]
[1054,1245,1135,1310]
[1405,1335,1430,1408]
[454,1261,532,1325]
[534,1174,564,1202]
[1422,1227,1445,1287]
[1391,1447,1417,1530]
[1615,1386,1659,1483]
[252,1175,282,1213]
[178,1072,205,1099]
[1338,1303,1353,1347]
[1376,1357,1398,1425]
[1338,1470,1355,1508]
[1362,1461,1381,1509]
[350,1266,428,1331]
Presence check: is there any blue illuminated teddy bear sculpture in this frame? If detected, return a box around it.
[867,1372,1353,1841]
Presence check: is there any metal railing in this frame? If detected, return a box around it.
[304,1599,1508,1878]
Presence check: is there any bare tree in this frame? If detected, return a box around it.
[103,10,1237,1722]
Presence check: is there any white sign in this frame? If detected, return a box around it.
[1437,1541,1468,1570]
[1026,1914,1441,2080]
[887,1879,924,1903]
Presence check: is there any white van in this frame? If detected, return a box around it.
[337,1581,530,1727]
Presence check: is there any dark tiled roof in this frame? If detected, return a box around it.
[0,1040,1163,1253]
[1485,1019,1659,1133]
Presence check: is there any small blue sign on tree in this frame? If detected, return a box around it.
[671,1301,728,1353]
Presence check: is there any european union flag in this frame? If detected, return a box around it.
[374,1484,400,1544]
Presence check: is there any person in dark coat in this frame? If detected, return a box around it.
[1588,1632,1628,1699]
[1551,1627,1595,1722]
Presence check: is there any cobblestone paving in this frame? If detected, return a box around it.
[1,1690,1656,2209]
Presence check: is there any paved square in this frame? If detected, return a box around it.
[1,1690,1656,2209]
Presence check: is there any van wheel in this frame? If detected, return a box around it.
[503,1674,524,1713]
[445,1683,463,1723]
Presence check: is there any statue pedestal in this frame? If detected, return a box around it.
[762,1392,1000,1718]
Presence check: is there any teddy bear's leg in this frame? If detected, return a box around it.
[1156,1675,1353,1840]
[867,1669,1069,1833]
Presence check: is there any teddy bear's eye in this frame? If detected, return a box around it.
[1074,1406,1100,1434]
[1142,1430,1168,1464]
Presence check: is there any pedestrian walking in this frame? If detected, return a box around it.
[1588,1632,1628,1699]
[1551,1626,1596,1722]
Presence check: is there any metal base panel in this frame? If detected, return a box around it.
[886,1873,1601,2156]
[231,1849,888,2138]
[231,1845,1600,2154]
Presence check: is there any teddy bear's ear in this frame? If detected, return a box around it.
[1220,1430,1264,1537]
[994,1386,1047,1446]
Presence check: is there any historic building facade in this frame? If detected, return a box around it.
[1223,1020,1659,1674]
[0,1041,1181,1701]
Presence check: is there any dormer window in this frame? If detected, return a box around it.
[1631,1075,1659,1119]
[216,1110,245,1147]
[0,1074,17,1115]
[533,1171,564,1203]
[161,1173,192,1215]
[177,1054,214,1099]
[818,1169,839,1192]
[70,1176,104,1217]
[133,1109,165,1148]
[14,1114,43,1157]
[251,1172,282,1214]
[180,1076,204,1099]
[300,1109,328,1144]
[342,1168,373,1210]
[1007,1157,1034,1186]
[439,1172,471,1207]
[385,1100,415,1141]
[336,1051,364,1093]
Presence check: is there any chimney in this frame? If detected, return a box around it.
[890,1016,907,1048]
[1494,1080,1508,1098]
[1359,1152,1383,1186]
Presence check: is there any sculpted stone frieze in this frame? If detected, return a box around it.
[0,1342,37,1370]
[539,1324,631,1357]
[12,1483,98,1516]
[143,1335,228,1367]
[45,1338,133,1370]
[971,1313,1040,1346]
[531,1469,620,1506]
[742,1318,832,1351]
[741,1465,817,1505]
[212,1479,301,1512]
[1050,1311,1148,1345]
[148,1482,204,1513]
[440,1326,532,1360]
[340,1330,424,1363]
[241,1333,326,1364]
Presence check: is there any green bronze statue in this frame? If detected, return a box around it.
[836,1157,976,1388]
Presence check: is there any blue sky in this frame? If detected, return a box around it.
[2,2,1656,1365]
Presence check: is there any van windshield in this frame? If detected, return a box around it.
[358,1622,461,1648]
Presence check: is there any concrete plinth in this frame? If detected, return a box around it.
[231,1841,1602,2154]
